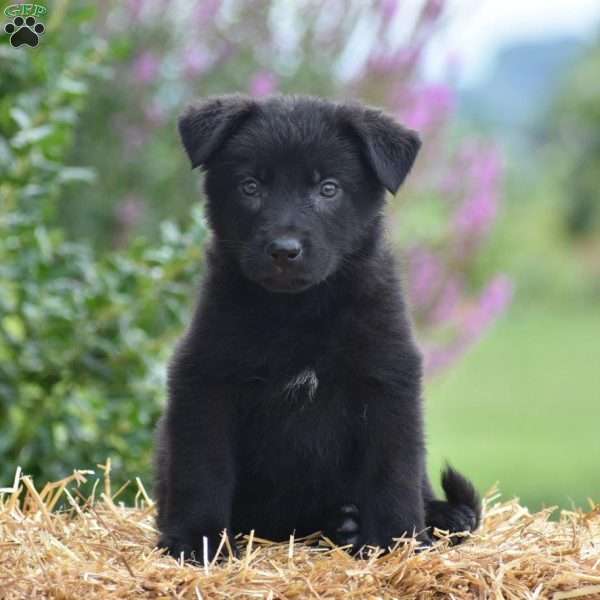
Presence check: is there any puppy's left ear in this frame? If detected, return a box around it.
[341,105,421,194]
[178,94,256,169]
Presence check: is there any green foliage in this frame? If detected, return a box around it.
[0,210,205,485]
[0,3,106,215]
[0,5,206,487]
[553,35,600,238]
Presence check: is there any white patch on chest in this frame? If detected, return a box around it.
[283,368,319,405]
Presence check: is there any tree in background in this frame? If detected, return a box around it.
[554,34,600,241]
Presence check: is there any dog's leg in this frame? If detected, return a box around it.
[357,456,429,552]
[156,380,237,564]
[350,380,430,553]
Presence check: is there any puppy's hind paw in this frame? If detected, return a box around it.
[425,500,478,545]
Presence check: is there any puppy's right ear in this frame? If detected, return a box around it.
[339,103,421,195]
[178,95,256,169]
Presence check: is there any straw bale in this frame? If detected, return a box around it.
[1,466,599,599]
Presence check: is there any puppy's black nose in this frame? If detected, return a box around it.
[266,238,303,264]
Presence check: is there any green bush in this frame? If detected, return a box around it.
[0,210,205,486]
[554,35,600,238]
[0,6,205,488]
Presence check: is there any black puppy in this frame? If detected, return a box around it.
[155,95,480,562]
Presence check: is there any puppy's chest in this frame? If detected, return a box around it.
[235,323,364,463]
[248,362,343,424]
[239,362,359,467]
[277,366,320,408]
[245,329,337,408]
[257,336,343,411]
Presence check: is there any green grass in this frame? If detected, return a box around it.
[425,301,600,512]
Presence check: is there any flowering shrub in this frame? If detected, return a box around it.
[342,1,513,371]
[399,141,512,372]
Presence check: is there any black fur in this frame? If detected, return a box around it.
[155,94,480,563]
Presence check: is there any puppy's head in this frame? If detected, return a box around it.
[179,95,420,293]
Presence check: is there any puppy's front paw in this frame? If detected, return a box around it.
[325,504,361,550]
[158,530,223,564]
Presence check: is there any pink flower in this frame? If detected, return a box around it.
[424,342,468,374]
[455,190,497,238]
[421,0,445,23]
[125,0,172,22]
[132,51,160,84]
[249,70,278,98]
[183,44,211,77]
[127,0,144,19]
[192,0,221,25]
[481,274,513,314]
[402,84,454,131]
[431,276,462,324]
[379,0,399,20]
[423,275,513,375]
[408,247,443,307]
[367,47,420,77]
[454,148,502,239]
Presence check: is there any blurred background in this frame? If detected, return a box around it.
[1,0,598,511]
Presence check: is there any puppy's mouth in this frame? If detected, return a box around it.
[241,250,334,294]
[259,275,315,294]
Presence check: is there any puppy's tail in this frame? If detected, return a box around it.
[440,465,481,530]
[425,465,481,543]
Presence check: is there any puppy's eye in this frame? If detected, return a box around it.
[241,178,259,197]
[319,180,339,198]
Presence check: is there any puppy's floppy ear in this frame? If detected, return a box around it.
[341,104,421,194]
[178,94,256,169]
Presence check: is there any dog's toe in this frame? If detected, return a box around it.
[325,504,361,549]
